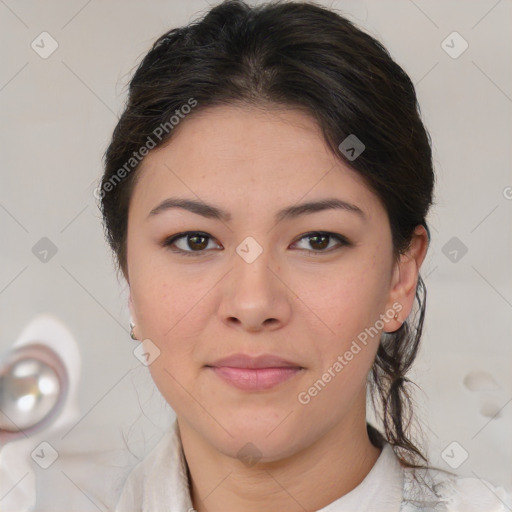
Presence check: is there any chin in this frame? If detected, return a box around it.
[221,432,302,465]
[202,415,307,463]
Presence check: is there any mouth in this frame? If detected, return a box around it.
[204,353,304,391]
[206,353,305,391]
[205,366,304,391]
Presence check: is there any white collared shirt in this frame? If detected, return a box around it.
[115,419,512,512]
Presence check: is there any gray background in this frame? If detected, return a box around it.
[1,0,511,510]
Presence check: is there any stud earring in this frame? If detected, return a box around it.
[129,321,137,340]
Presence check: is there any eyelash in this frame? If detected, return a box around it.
[161,231,351,257]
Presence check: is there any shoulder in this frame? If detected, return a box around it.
[400,464,512,511]
[115,464,144,512]
[435,474,512,512]
[114,428,177,512]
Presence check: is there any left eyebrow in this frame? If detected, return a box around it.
[147,197,367,223]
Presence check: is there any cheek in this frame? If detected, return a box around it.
[291,257,387,392]
[132,259,207,338]
[295,258,387,341]
[296,273,381,413]
[130,265,216,391]
[134,272,208,408]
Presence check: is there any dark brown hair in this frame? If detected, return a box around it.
[98,0,435,469]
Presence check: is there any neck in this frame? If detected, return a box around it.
[178,400,382,512]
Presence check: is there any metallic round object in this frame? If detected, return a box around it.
[0,344,68,437]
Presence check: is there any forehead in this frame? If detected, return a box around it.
[130,105,384,223]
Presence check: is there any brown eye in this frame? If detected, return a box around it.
[308,233,330,250]
[163,232,221,256]
[292,232,350,254]
[185,233,209,250]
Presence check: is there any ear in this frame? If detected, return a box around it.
[384,225,429,332]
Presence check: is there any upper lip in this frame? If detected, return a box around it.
[206,353,303,369]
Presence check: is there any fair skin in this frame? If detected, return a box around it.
[126,105,429,512]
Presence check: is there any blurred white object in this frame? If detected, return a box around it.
[0,344,69,434]
[0,314,81,512]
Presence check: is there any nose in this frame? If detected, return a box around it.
[218,246,293,333]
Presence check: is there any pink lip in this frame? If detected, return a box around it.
[209,366,302,391]
[205,353,304,391]
[207,353,302,369]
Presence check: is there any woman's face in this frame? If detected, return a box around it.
[126,105,422,462]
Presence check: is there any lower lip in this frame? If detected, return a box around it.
[208,366,302,391]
